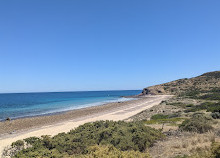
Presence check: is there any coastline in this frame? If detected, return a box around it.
[0,90,141,122]
[0,97,136,122]
[0,95,172,156]
[0,97,137,136]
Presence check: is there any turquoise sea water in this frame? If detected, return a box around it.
[0,90,141,121]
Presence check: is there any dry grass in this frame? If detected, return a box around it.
[130,95,220,158]
[147,124,178,132]
[129,101,184,121]
[149,131,218,158]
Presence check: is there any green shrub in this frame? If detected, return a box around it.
[180,89,200,98]
[211,112,220,119]
[151,114,169,120]
[24,137,41,145]
[179,114,213,133]
[144,117,184,126]
[174,155,188,158]
[170,114,180,119]
[81,145,151,158]
[169,102,195,109]
[148,114,185,126]
[13,121,163,157]
[12,140,24,148]
[199,93,220,100]
[202,71,220,78]
[211,88,220,93]
[14,147,64,158]
[186,104,194,107]
[184,102,220,113]
[169,102,189,108]
[11,140,25,152]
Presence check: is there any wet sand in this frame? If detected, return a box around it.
[0,95,171,156]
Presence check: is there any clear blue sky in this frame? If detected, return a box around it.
[0,0,220,93]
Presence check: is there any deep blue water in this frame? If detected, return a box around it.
[0,90,141,121]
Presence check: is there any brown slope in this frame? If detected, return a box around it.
[141,71,220,95]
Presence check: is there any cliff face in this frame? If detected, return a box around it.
[141,71,220,95]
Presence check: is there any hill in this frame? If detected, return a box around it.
[140,71,220,97]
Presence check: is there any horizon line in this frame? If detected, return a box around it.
[0,89,142,94]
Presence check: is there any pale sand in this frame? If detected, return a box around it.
[0,95,171,156]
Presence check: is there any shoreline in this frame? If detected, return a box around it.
[0,97,136,122]
[0,95,172,156]
[0,97,138,137]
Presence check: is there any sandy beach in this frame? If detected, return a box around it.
[0,95,171,156]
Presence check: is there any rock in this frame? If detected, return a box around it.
[5,117,11,121]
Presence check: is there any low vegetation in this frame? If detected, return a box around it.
[81,145,151,158]
[179,88,220,101]
[174,141,220,158]
[179,113,214,133]
[131,95,220,157]
[11,121,163,157]
[211,112,220,119]
[144,114,185,126]
[169,102,194,108]
[199,92,220,100]
[151,114,169,120]
[184,101,220,112]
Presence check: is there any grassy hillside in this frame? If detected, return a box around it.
[131,71,220,157]
[141,71,220,96]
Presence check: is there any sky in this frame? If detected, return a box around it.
[0,0,220,93]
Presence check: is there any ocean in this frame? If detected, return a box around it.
[0,90,141,121]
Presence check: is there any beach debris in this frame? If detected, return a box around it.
[5,117,11,121]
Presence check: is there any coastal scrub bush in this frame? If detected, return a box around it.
[11,140,25,152]
[145,114,184,126]
[12,140,24,148]
[211,88,220,93]
[81,145,151,158]
[206,102,220,113]
[24,137,41,146]
[168,112,182,118]
[184,102,220,113]
[211,112,220,119]
[169,102,194,108]
[12,121,163,157]
[180,89,200,98]
[151,114,169,120]
[66,120,163,152]
[202,71,220,78]
[186,104,194,107]
[179,113,213,133]
[145,117,184,126]
[199,93,220,100]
